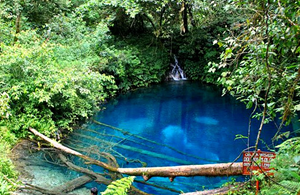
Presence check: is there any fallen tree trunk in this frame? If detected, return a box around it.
[29,127,243,179]
[29,127,118,172]
[118,162,242,179]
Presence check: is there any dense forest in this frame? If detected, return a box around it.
[0,0,299,194]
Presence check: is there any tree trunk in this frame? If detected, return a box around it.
[14,11,21,43]
[29,127,119,172]
[118,163,242,179]
[180,1,188,34]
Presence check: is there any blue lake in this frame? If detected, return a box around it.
[65,81,284,194]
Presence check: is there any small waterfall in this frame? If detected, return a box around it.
[170,55,187,81]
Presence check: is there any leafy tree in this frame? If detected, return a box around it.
[216,0,300,141]
[3,0,72,27]
[0,29,117,137]
[214,0,300,193]
[94,38,169,91]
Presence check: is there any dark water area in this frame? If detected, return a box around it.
[64,81,287,194]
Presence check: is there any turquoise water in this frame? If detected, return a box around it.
[65,81,285,194]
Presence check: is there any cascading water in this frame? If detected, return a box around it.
[170,55,187,80]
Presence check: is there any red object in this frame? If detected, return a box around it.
[256,180,260,195]
[242,149,276,176]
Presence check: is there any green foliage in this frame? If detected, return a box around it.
[163,1,239,83]
[54,0,238,84]
[0,29,117,137]
[177,26,227,82]
[229,137,300,194]
[3,0,72,28]
[0,145,17,180]
[225,180,255,195]
[0,0,170,137]
[259,137,300,194]
[0,93,11,119]
[0,126,18,195]
[217,0,300,123]
[212,1,300,194]
[0,5,14,45]
[0,126,17,145]
[96,38,169,91]
[101,176,135,195]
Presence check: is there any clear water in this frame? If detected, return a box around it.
[65,81,285,194]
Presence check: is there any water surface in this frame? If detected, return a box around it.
[66,81,282,194]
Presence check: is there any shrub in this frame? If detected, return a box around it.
[0,30,117,137]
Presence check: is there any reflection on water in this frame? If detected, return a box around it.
[64,81,286,194]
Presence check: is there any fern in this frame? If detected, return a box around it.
[258,137,300,194]
[101,176,135,195]
[279,180,300,193]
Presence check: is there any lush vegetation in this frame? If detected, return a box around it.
[216,0,300,194]
[0,0,299,194]
[0,126,18,195]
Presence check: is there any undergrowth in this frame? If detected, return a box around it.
[227,137,300,195]
[0,126,18,195]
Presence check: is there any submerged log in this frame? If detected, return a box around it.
[93,120,222,163]
[181,183,245,195]
[72,132,194,165]
[29,128,243,179]
[55,175,93,193]
[58,153,111,185]
[58,154,148,195]
[19,183,78,195]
